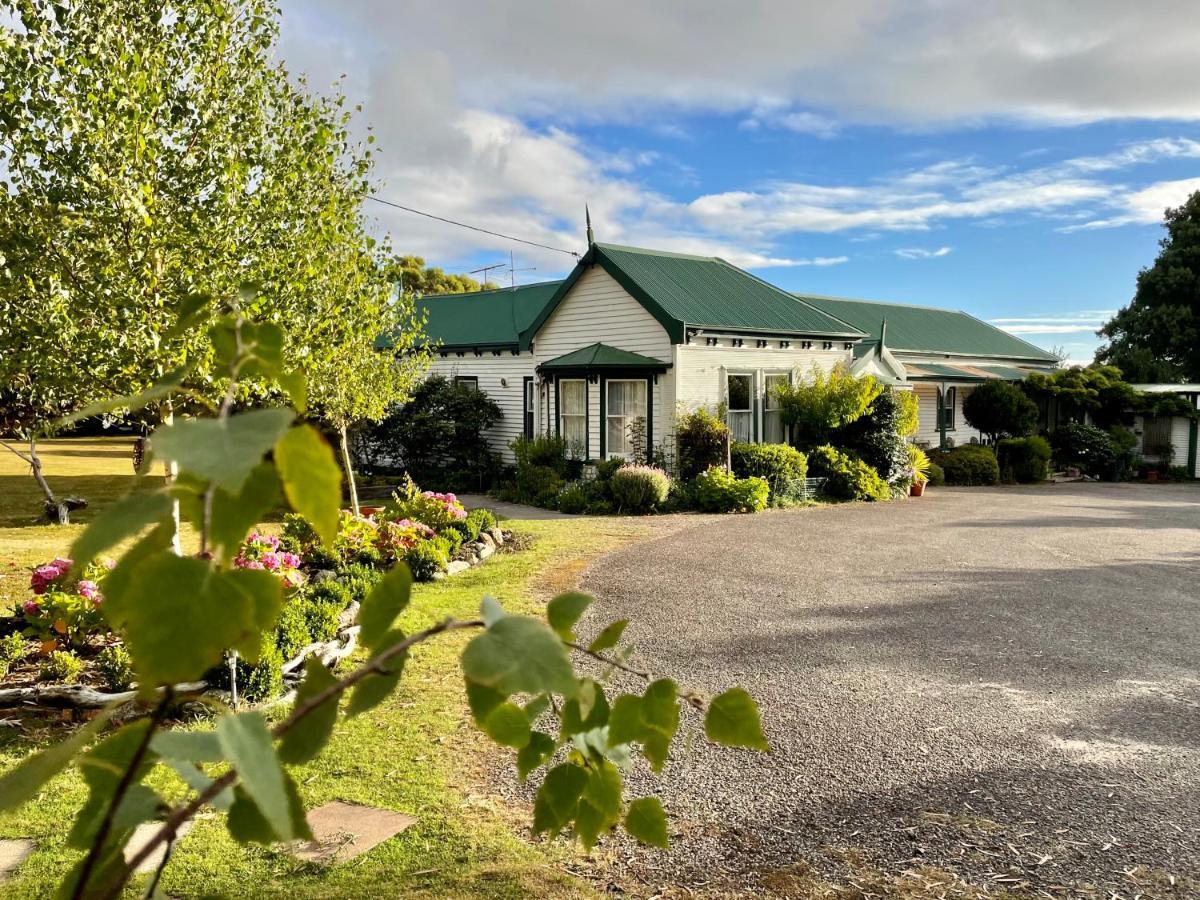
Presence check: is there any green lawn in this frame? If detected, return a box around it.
[0,439,651,897]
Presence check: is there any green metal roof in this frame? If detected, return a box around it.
[381,280,562,349]
[538,342,670,371]
[799,295,1058,362]
[521,243,866,345]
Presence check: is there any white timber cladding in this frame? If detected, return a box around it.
[534,265,672,458]
[426,352,535,461]
[673,343,852,442]
[910,383,986,447]
[1133,413,1193,466]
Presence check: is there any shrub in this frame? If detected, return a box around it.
[358,375,503,489]
[610,465,671,513]
[586,498,614,515]
[513,464,564,506]
[382,475,467,531]
[962,380,1038,443]
[376,518,437,563]
[593,457,623,482]
[676,408,730,481]
[926,462,945,487]
[40,649,84,683]
[997,436,1052,483]
[556,484,590,514]
[466,507,497,537]
[333,562,384,605]
[280,512,319,556]
[730,442,808,504]
[1051,423,1121,479]
[689,466,769,513]
[929,444,1000,486]
[807,445,891,501]
[441,527,464,558]
[834,389,911,483]
[405,538,450,581]
[907,445,932,485]
[274,599,312,661]
[241,636,284,703]
[0,632,29,663]
[775,363,883,448]
[512,434,569,474]
[300,583,348,642]
[96,644,134,692]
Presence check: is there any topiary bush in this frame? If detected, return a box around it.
[610,465,672,513]
[555,484,591,514]
[962,380,1038,442]
[689,466,769,513]
[807,445,891,501]
[929,444,1000,486]
[926,461,945,487]
[466,507,497,537]
[333,562,384,605]
[997,435,1052,483]
[676,408,730,481]
[241,636,284,703]
[730,442,808,505]
[274,599,313,661]
[405,537,451,581]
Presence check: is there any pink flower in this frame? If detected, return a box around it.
[102,557,116,570]
[234,557,265,570]
[31,565,61,595]
[22,599,40,616]
[49,558,73,574]
[77,580,100,600]
[280,552,301,569]
[260,552,281,571]
[445,493,457,504]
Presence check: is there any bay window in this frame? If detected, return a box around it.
[606,379,648,459]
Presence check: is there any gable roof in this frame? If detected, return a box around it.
[520,243,866,346]
[799,295,1058,363]
[382,280,562,350]
[538,342,671,372]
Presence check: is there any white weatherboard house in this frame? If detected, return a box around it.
[391,240,1059,463]
[1129,384,1200,477]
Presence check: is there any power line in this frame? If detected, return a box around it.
[367,195,581,258]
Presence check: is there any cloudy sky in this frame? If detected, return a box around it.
[277,1,1200,363]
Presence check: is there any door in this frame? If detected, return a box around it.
[763,373,788,444]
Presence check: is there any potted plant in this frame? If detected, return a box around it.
[908,445,931,497]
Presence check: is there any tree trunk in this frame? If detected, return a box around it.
[339,423,359,516]
[162,400,182,555]
[27,437,70,524]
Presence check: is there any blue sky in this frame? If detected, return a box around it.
[278,1,1200,364]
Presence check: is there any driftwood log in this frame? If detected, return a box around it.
[0,681,208,710]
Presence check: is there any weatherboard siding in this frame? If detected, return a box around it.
[673,344,851,415]
[426,352,535,461]
[912,383,984,447]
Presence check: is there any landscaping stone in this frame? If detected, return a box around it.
[478,532,496,549]
[0,839,34,880]
[476,543,494,560]
[313,569,338,584]
[446,560,470,576]
[287,801,416,865]
[486,527,504,546]
[124,821,193,874]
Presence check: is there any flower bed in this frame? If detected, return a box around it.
[0,476,520,706]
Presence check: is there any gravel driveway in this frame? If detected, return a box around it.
[580,483,1200,897]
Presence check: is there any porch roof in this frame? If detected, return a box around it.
[537,342,670,372]
[905,362,1032,381]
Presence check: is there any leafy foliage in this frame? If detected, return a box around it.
[730,442,808,504]
[962,381,1038,443]
[1050,424,1124,480]
[996,436,1052,483]
[689,466,770,512]
[1098,190,1200,381]
[39,649,85,684]
[609,465,672,513]
[775,363,883,449]
[928,445,1000,486]
[807,446,891,501]
[833,388,912,483]
[675,408,731,481]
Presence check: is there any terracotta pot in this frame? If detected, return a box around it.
[909,481,926,497]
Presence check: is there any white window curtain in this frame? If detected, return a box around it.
[763,373,788,444]
[726,373,753,443]
[606,379,647,458]
[559,379,587,455]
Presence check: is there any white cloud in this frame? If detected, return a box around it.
[1060,176,1200,231]
[989,310,1114,337]
[895,246,953,259]
[998,324,1103,334]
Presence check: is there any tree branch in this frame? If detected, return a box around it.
[73,687,174,900]
[566,641,706,711]
[107,617,484,898]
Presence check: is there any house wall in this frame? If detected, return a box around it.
[910,383,987,448]
[1134,413,1194,470]
[534,265,673,459]
[426,351,536,461]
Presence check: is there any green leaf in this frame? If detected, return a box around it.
[607,679,679,772]
[225,771,311,844]
[546,592,591,641]
[461,616,577,699]
[165,291,214,338]
[357,564,412,651]
[465,678,506,723]
[68,720,162,848]
[480,595,506,626]
[195,462,281,565]
[576,759,622,849]
[150,730,223,763]
[587,619,628,653]
[560,681,609,737]
[481,702,531,749]
[624,796,669,848]
[217,712,296,841]
[96,523,175,625]
[705,688,769,751]
[516,732,556,781]
[523,693,551,724]
[347,631,407,717]
[56,365,190,429]
[70,490,172,570]
[276,370,308,413]
[0,706,115,811]
[151,407,294,493]
[532,763,588,838]
[118,556,280,686]
[278,658,339,765]
[274,424,341,546]
[164,759,233,810]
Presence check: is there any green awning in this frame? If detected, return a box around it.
[537,342,670,372]
[905,362,1032,381]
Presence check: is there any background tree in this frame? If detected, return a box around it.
[834,389,915,483]
[384,255,499,296]
[775,363,883,449]
[962,380,1038,444]
[1097,190,1200,382]
[0,0,417,519]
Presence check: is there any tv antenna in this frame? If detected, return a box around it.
[507,250,536,289]
[469,262,506,286]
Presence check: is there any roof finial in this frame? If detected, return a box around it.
[585,204,594,245]
[879,318,888,353]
